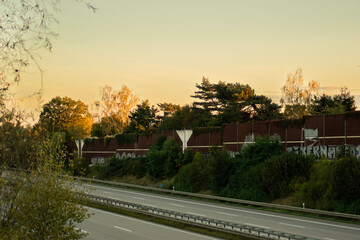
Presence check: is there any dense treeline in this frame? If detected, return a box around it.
[78,136,360,215]
[89,73,356,138]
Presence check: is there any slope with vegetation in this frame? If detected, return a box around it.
[76,136,360,215]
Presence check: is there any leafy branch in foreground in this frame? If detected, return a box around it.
[0,136,91,240]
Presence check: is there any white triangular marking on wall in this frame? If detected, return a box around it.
[176,130,193,152]
[75,139,85,158]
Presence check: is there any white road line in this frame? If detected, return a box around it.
[324,238,336,240]
[143,203,157,208]
[85,184,360,232]
[75,227,89,234]
[217,211,237,217]
[170,203,185,207]
[102,191,114,195]
[108,196,121,200]
[90,207,219,240]
[133,197,145,200]
[244,223,270,229]
[279,222,305,229]
[186,212,206,217]
[114,225,132,232]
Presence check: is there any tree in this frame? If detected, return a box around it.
[91,115,123,137]
[125,100,159,134]
[38,96,92,140]
[0,110,38,168]
[1,2,94,238]
[311,87,356,115]
[192,78,282,125]
[158,104,212,130]
[157,102,180,118]
[93,85,139,135]
[192,78,254,115]
[0,138,91,240]
[280,68,319,119]
[247,95,283,121]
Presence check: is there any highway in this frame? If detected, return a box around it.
[78,207,221,240]
[82,182,360,240]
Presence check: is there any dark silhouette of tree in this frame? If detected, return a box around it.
[125,100,159,134]
[311,87,356,115]
[192,78,282,125]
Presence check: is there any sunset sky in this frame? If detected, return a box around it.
[14,0,360,113]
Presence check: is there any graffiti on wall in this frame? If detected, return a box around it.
[286,145,360,159]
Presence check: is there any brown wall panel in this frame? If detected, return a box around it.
[209,131,222,146]
[346,116,360,137]
[223,123,237,142]
[305,115,324,136]
[325,114,345,137]
[238,122,252,142]
[79,111,360,160]
[269,121,286,142]
[254,121,269,138]
[286,125,302,142]
[193,133,211,146]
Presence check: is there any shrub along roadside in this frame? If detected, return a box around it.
[81,136,360,215]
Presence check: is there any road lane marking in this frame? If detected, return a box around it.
[114,225,132,232]
[279,222,305,229]
[133,197,145,200]
[108,196,121,200]
[245,223,270,229]
[90,208,219,240]
[324,238,336,240]
[187,212,206,217]
[171,203,185,207]
[102,191,114,195]
[75,227,89,234]
[143,203,157,207]
[217,211,237,217]
[85,184,360,232]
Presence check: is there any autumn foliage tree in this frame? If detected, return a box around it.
[92,85,139,137]
[280,68,320,119]
[38,96,92,140]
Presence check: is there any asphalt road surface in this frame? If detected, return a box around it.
[81,182,360,240]
[78,207,221,240]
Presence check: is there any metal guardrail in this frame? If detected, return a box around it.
[83,193,318,240]
[75,176,360,222]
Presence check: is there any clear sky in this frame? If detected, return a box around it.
[14,0,360,112]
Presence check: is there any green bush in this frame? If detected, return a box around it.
[188,152,211,192]
[221,136,282,201]
[146,137,182,179]
[331,156,360,203]
[294,156,360,214]
[179,148,196,166]
[261,152,314,200]
[295,160,334,210]
[240,136,283,168]
[130,157,147,179]
[72,157,89,176]
[222,162,267,202]
[173,163,193,192]
[208,147,233,193]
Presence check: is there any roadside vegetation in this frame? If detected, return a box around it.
[76,136,360,215]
